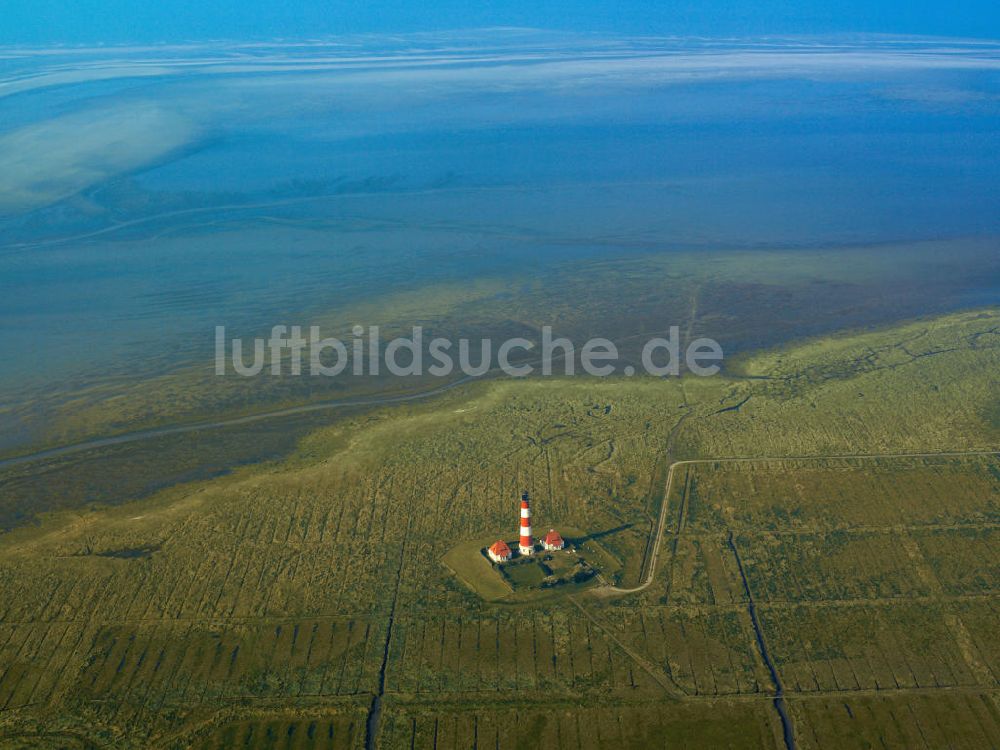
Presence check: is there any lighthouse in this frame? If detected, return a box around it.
[519,491,534,555]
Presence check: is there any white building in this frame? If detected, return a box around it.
[541,529,565,551]
[487,539,512,563]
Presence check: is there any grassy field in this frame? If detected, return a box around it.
[442,527,621,604]
[441,538,513,602]
[0,309,997,747]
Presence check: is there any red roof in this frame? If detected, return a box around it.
[489,540,511,557]
[543,530,564,546]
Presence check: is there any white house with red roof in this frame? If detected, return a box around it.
[541,529,565,551]
[487,539,512,563]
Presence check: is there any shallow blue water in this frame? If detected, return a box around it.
[0,34,998,404]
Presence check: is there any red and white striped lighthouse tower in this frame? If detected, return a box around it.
[518,491,534,555]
